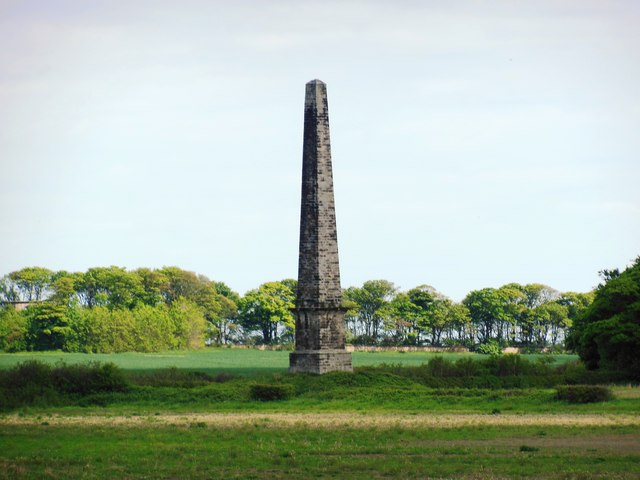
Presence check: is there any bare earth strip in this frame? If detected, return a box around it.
[3,412,639,429]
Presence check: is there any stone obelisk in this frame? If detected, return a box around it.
[289,79,353,374]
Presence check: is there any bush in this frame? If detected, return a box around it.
[1,360,53,390]
[476,340,502,355]
[0,360,128,410]
[555,385,613,403]
[249,383,294,401]
[51,362,128,395]
[358,355,570,388]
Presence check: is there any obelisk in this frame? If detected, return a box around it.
[289,79,353,374]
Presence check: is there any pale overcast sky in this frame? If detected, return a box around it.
[1,1,638,300]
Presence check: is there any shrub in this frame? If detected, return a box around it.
[0,360,128,410]
[425,356,460,377]
[555,385,613,403]
[520,445,539,452]
[1,360,53,390]
[249,383,294,401]
[51,362,128,395]
[484,354,552,377]
[476,340,502,355]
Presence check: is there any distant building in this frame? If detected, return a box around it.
[0,301,38,311]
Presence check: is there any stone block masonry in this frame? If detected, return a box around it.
[289,80,352,374]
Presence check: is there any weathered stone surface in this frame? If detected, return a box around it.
[289,79,352,374]
[289,350,353,374]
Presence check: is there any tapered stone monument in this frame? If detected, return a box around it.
[289,79,353,374]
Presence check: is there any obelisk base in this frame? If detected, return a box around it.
[289,350,353,374]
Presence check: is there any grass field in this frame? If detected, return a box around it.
[1,418,639,479]
[0,348,579,374]
[1,349,638,479]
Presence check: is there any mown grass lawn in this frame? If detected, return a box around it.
[0,348,579,374]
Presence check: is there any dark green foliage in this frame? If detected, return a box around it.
[51,362,128,395]
[0,360,128,409]
[361,355,566,388]
[26,303,71,350]
[519,445,539,452]
[1,359,53,391]
[249,383,295,401]
[554,360,630,385]
[569,257,640,376]
[555,385,613,403]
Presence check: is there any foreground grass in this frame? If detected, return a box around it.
[1,354,638,479]
[1,421,638,479]
[0,349,579,374]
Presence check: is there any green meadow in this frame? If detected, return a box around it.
[0,348,579,374]
[1,350,639,479]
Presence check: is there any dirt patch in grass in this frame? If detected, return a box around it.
[3,412,639,429]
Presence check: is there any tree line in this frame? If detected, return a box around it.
[0,266,593,352]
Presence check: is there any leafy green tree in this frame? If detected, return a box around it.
[76,266,144,309]
[558,291,594,322]
[0,275,19,302]
[169,299,207,349]
[463,288,508,344]
[238,281,295,344]
[496,284,528,343]
[568,257,640,375]
[25,303,71,350]
[530,302,569,346]
[131,304,176,352]
[7,267,53,301]
[206,294,239,345]
[521,283,560,309]
[444,301,472,345]
[157,267,203,304]
[71,306,137,353]
[343,280,396,343]
[386,292,420,344]
[211,281,242,344]
[48,271,85,307]
[405,285,438,344]
[404,285,454,345]
[280,278,298,295]
[0,306,28,351]
[134,268,170,306]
